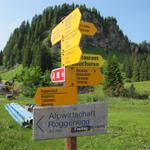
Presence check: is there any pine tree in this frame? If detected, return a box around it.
[146,54,150,80]
[125,59,132,79]
[104,56,124,96]
[0,51,3,65]
[132,55,140,81]
[139,60,147,81]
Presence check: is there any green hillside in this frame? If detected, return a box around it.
[0,65,23,80]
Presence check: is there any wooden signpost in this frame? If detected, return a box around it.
[33,7,107,150]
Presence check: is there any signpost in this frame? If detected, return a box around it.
[34,86,77,106]
[51,8,97,67]
[33,7,107,150]
[33,102,107,140]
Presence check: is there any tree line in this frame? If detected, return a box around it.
[2,3,101,70]
[1,3,150,83]
[125,53,150,82]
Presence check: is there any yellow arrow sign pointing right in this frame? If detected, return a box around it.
[61,46,82,67]
[79,21,97,36]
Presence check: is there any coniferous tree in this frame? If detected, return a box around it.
[125,59,132,79]
[0,51,3,65]
[104,56,124,96]
[146,54,150,80]
[132,55,140,81]
[139,60,147,81]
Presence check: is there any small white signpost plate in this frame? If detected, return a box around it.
[33,102,107,140]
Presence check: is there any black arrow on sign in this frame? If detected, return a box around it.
[36,115,45,132]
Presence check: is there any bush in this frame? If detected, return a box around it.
[17,67,51,97]
[0,76,2,82]
[105,84,148,100]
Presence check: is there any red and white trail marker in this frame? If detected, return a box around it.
[51,67,65,83]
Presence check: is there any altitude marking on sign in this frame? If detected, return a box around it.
[79,21,97,36]
[34,86,77,106]
[61,30,81,52]
[61,46,82,67]
[73,54,105,67]
[51,8,81,45]
[33,102,107,140]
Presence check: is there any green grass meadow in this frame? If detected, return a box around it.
[0,81,150,150]
[0,65,23,81]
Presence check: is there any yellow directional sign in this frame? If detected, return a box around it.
[79,21,97,36]
[73,54,105,67]
[75,67,104,86]
[61,30,81,52]
[61,46,82,67]
[51,8,81,45]
[65,66,104,86]
[62,8,81,37]
[34,86,77,106]
[51,23,63,46]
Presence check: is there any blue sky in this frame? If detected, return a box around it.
[0,0,150,50]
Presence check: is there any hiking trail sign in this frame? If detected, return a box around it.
[33,102,107,140]
[51,8,97,67]
[34,86,77,106]
[33,7,107,150]
[50,66,104,86]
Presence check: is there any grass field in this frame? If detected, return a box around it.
[0,81,150,150]
[125,81,150,95]
[0,65,150,149]
[0,65,23,80]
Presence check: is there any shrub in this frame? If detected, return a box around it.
[17,67,51,97]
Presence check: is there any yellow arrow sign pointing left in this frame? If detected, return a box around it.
[34,86,77,106]
[51,8,81,45]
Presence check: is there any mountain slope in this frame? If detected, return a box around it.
[2,3,150,72]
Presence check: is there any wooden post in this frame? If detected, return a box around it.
[65,137,77,150]
[65,67,77,150]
